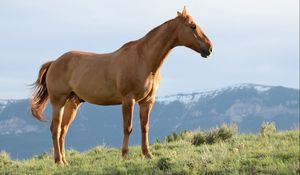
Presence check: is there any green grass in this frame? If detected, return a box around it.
[1,126,299,175]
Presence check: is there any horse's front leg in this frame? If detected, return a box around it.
[121,96,135,159]
[139,98,154,159]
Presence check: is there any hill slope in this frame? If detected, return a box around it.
[0,128,299,175]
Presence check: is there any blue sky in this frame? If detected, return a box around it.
[0,0,299,99]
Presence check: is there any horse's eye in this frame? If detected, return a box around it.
[191,24,196,30]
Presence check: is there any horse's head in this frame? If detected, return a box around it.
[175,6,213,58]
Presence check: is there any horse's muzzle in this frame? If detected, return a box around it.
[201,47,213,58]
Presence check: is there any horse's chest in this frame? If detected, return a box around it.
[118,73,155,100]
[135,76,154,100]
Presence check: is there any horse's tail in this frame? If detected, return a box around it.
[31,61,53,121]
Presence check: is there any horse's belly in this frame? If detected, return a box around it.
[74,87,122,105]
[87,96,122,105]
[71,76,122,105]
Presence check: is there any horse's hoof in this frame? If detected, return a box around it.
[121,149,129,160]
[142,152,153,159]
[55,160,65,166]
[121,154,129,160]
[62,159,69,165]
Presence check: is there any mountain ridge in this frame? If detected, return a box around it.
[157,83,298,103]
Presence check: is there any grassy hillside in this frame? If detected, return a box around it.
[1,124,299,175]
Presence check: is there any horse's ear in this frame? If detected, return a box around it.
[177,11,182,16]
[182,5,187,17]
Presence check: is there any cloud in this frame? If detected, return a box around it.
[0,117,38,135]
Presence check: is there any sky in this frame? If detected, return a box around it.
[0,0,299,99]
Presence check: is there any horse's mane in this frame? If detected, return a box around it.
[118,18,177,50]
[144,18,175,38]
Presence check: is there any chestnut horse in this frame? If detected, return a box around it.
[31,6,213,164]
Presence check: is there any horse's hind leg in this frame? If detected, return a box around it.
[59,96,81,164]
[50,96,68,165]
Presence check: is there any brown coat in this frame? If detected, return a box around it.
[31,6,213,164]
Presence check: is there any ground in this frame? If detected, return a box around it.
[0,125,299,175]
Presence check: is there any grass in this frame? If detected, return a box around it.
[0,124,299,175]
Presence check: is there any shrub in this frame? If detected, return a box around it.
[154,138,161,144]
[191,132,206,146]
[205,130,219,144]
[192,124,237,146]
[166,132,179,142]
[0,151,10,161]
[166,130,194,143]
[217,124,237,140]
[37,152,50,160]
[157,157,172,171]
[179,130,194,141]
[260,122,276,137]
[165,124,236,146]
[0,151,11,166]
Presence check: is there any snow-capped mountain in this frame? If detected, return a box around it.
[0,100,14,114]
[155,84,299,131]
[0,84,299,159]
[157,84,273,105]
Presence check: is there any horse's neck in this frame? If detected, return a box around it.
[139,20,178,73]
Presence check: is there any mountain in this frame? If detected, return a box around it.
[0,84,299,159]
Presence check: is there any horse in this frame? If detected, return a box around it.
[31,6,213,165]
